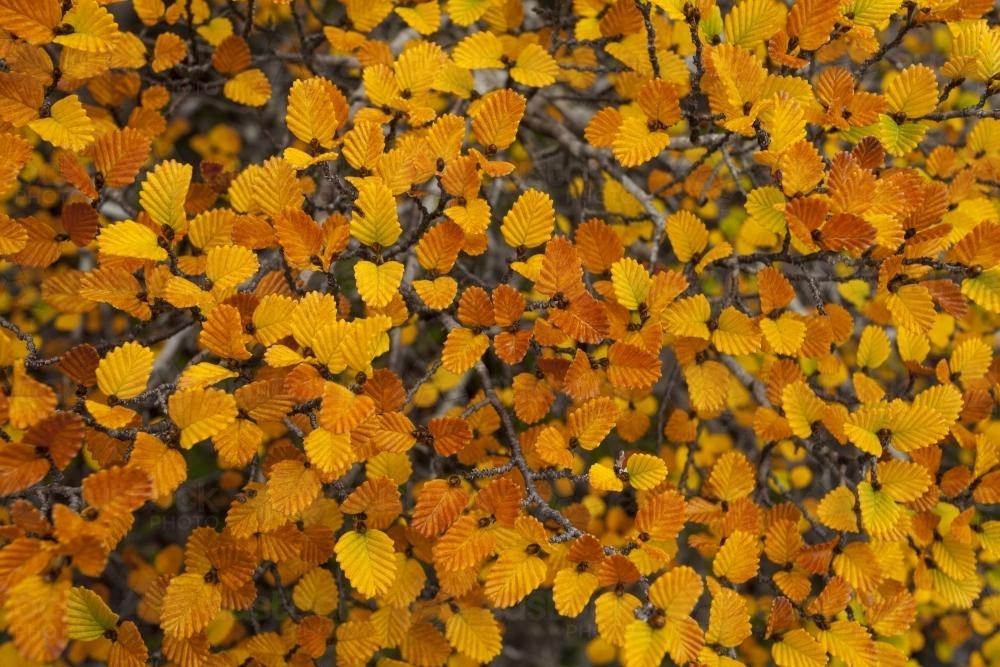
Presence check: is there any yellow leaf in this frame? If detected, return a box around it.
[501,188,555,249]
[140,160,192,232]
[168,388,238,449]
[536,425,574,469]
[595,591,643,647]
[553,567,600,617]
[877,459,931,502]
[334,619,380,665]
[713,307,762,355]
[395,1,440,35]
[0,214,28,255]
[446,0,491,26]
[663,614,706,661]
[667,211,709,263]
[876,114,927,157]
[888,402,949,452]
[761,312,806,355]
[724,0,785,47]
[857,325,891,368]
[206,244,259,294]
[334,528,398,597]
[884,65,938,118]
[912,383,962,425]
[706,579,751,648]
[286,76,346,148]
[705,451,755,501]
[96,341,154,400]
[413,276,458,310]
[761,93,806,155]
[949,337,993,383]
[773,628,828,667]
[445,606,502,663]
[613,114,670,167]
[283,146,339,169]
[65,587,118,641]
[224,68,271,107]
[713,530,760,584]
[589,462,624,492]
[857,481,907,540]
[28,94,95,151]
[781,380,827,439]
[252,294,298,346]
[484,548,547,608]
[931,534,977,582]
[9,359,58,429]
[843,403,888,455]
[865,590,916,637]
[351,177,402,247]
[665,294,711,339]
[512,43,559,87]
[98,220,167,261]
[685,361,729,414]
[885,284,935,334]
[293,567,339,615]
[355,260,404,308]
[127,432,187,498]
[382,554,425,608]
[54,0,118,52]
[303,427,355,477]
[343,121,385,172]
[847,0,902,27]
[624,620,669,667]
[625,453,667,491]
[817,619,876,667]
[611,257,651,310]
[649,566,703,620]
[961,267,1000,313]
[453,31,503,69]
[817,486,858,532]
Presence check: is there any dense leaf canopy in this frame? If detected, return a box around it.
[2,0,1000,665]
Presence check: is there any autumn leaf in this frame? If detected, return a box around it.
[335,528,398,598]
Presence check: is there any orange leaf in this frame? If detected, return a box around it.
[412,477,469,537]
[442,327,489,374]
[160,573,222,638]
[341,477,402,529]
[607,342,661,389]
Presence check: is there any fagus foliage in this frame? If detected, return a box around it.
[2,0,1000,665]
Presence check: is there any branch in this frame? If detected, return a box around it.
[855,3,918,80]
[520,102,667,268]
[474,362,582,542]
[0,315,40,364]
[634,0,660,79]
